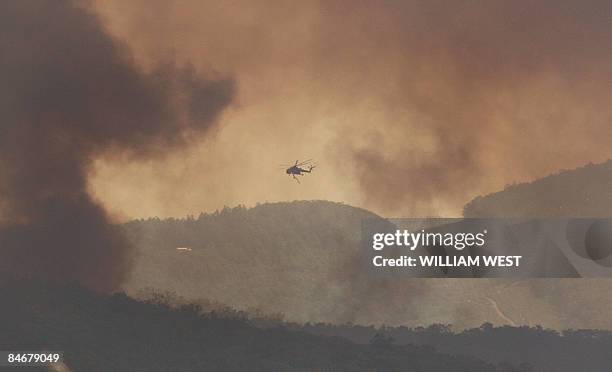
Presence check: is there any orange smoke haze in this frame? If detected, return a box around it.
[91,0,612,219]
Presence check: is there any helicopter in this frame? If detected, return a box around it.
[280,159,316,183]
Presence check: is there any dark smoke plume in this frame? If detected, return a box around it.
[329,0,612,215]
[0,1,233,291]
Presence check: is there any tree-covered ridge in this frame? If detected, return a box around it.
[464,160,612,217]
[278,321,612,372]
[0,284,519,372]
[122,201,397,325]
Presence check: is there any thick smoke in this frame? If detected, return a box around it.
[331,0,612,215]
[91,0,612,218]
[0,1,233,291]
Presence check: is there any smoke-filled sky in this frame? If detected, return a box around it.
[0,0,232,290]
[36,0,612,219]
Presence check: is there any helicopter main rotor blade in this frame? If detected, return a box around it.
[296,159,313,166]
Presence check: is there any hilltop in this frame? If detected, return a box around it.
[464,160,612,217]
[123,201,397,325]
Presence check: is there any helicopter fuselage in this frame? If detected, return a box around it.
[282,160,315,183]
[286,166,311,175]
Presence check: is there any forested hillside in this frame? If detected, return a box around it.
[123,201,401,325]
[283,322,612,372]
[464,160,612,217]
[1,284,517,372]
[460,160,612,335]
[122,200,612,330]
